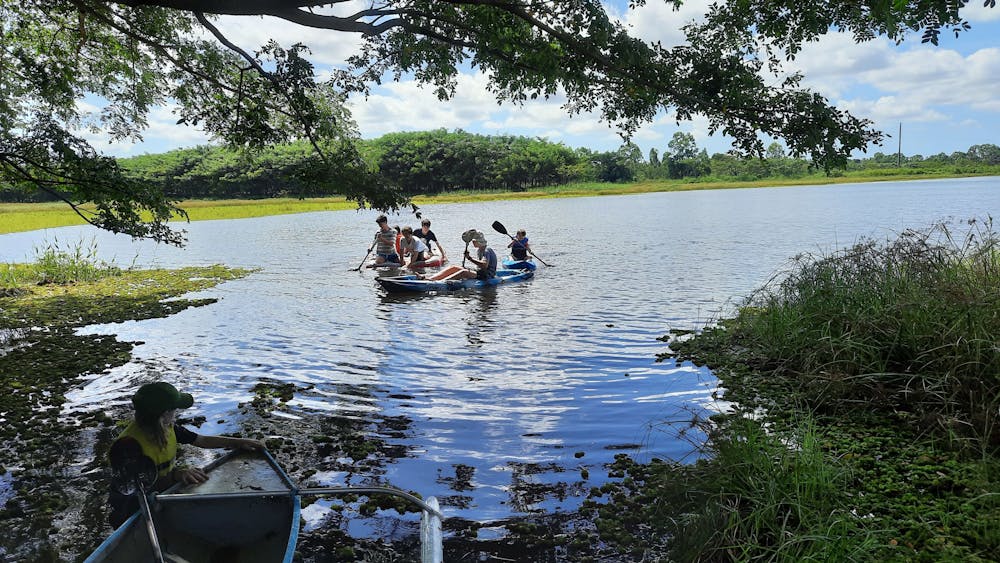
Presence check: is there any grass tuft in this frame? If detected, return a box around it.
[1,238,124,289]
[730,217,1000,447]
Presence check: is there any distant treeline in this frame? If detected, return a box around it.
[3,130,1000,202]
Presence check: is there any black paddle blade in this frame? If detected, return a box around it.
[491,221,508,236]
[110,437,158,495]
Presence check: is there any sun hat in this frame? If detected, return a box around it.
[132,382,194,417]
[474,233,487,245]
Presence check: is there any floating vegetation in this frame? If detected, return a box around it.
[0,254,253,560]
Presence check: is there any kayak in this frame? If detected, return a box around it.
[502,257,536,271]
[406,256,448,269]
[377,268,534,293]
[84,449,443,563]
[367,257,447,270]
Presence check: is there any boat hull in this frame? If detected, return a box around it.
[86,452,444,562]
[85,451,298,563]
[377,268,534,293]
[502,257,536,271]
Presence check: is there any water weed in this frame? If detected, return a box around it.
[731,218,1000,446]
[643,218,1000,561]
[581,414,880,562]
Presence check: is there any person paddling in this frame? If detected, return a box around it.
[107,382,264,528]
[507,229,531,261]
[372,215,401,266]
[428,231,496,281]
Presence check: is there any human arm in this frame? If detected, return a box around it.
[192,434,265,451]
[165,435,263,485]
[464,250,486,269]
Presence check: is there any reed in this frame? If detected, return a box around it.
[670,416,879,562]
[1,238,123,287]
[729,218,1000,446]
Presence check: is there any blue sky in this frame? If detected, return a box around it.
[84,1,1000,161]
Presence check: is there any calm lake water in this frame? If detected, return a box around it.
[2,176,1000,546]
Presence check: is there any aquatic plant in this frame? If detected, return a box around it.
[731,217,1000,447]
[30,238,124,284]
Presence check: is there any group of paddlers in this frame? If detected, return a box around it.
[368,215,532,281]
[371,215,447,267]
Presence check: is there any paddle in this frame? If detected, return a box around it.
[110,439,168,563]
[351,236,378,271]
[461,229,475,268]
[491,221,551,267]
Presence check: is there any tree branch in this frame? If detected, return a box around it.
[194,11,331,164]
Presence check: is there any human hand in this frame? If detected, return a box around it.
[174,467,209,485]
[236,438,265,451]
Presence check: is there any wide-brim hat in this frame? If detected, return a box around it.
[132,382,194,417]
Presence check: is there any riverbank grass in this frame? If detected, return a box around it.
[583,218,1000,562]
[3,171,997,235]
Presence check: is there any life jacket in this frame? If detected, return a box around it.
[511,238,529,260]
[116,422,179,478]
[395,233,403,258]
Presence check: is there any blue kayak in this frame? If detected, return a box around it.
[377,268,534,293]
[502,257,537,271]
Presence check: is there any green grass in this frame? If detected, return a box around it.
[728,218,1000,444]
[0,197,358,235]
[630,217,1000,562]
[1,238,124,289]
[583,415,880,562]
[4,169,997,235]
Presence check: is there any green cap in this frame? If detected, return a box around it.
[132,382,194,417]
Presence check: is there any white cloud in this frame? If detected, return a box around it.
[81,103,211,157]
[839,97,947,124]
[774,25,1000,126]
[966,3,1000,23]
[211,6,366,68]
[349,70,621,142]
[615,0,712,47]
[855,47,1000,112]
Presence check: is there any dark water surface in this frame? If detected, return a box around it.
[2,177,999,551]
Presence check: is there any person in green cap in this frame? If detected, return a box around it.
[107,381,264,527]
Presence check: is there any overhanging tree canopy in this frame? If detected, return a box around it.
[1,0,990,244]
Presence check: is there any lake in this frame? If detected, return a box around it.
[2,176,999,553]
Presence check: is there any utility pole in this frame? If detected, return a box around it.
[897,122,902,167]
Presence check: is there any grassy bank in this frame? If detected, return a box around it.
[0,197,360,235]
[578,218,1000,561]
[3,171,997,235]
